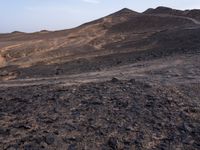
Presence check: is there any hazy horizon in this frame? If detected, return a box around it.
[1,0,200,33]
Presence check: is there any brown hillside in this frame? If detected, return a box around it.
[0,7,200,79]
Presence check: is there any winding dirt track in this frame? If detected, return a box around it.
[0,53,199,87]
[149,14,200,26]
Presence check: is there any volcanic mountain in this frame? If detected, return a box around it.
[0,7,200,150]
[0,6,200,79]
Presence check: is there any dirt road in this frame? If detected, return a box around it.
[0,53,199,87]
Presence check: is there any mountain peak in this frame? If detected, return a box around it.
[155,6,173,11]
[109,8,139,18]
[144,6,175,14]
[119,8,134,13]
[11,31,25,34]
[116,8,138,14]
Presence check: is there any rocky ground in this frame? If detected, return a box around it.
[0,79,199,150]
[0,52,200,150]
[0,6,200,150]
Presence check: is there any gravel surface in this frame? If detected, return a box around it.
[0,78,199,150]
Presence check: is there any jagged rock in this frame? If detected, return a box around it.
[68,144,77,150]
[107,137,118,150]
[45,134,55,145]
[0,128,10,135]
[111,77,119,83]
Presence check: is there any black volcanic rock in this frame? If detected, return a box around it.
[45,134,55,145]
[0,79,199,149]
[107,137,118,149]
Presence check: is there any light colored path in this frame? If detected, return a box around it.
[152,14,200,25]
[0,54,199,87]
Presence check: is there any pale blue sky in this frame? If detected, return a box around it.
[1,0,200,33]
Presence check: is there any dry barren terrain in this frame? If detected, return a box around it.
[0,7,200,150]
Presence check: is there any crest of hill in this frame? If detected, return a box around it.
[144,6,180,14]
[11,31,25,34]
[80,8,139,27]
[108,8,139,17]
[144,6,200,21]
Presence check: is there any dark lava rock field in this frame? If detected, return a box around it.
[0,6,200,150]
[0,79,199,150]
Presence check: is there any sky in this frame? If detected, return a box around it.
[0,0,200,33]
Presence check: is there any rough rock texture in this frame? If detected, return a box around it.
[0,6,200,150]
[0,80,199,150]
[0,7,200,79]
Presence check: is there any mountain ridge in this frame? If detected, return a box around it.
[0,6,200,79]
[144,6,200,21]
[0,6,200,150]
[1,6,200,34]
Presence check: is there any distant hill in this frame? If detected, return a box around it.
[144,6,200,21]
[0,6,200,79]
